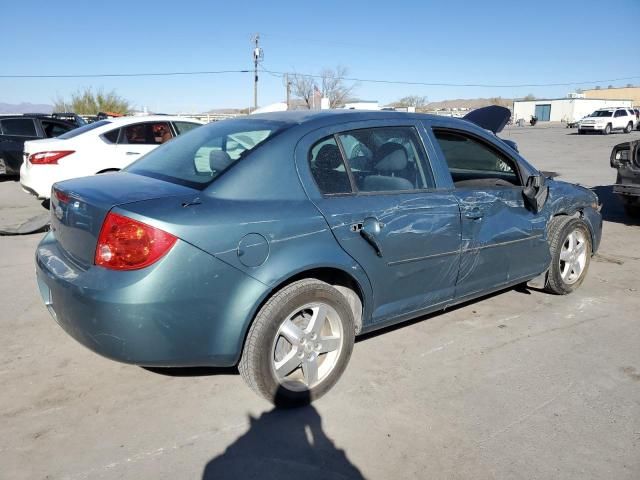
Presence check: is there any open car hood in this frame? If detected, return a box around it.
[463,105,511,134]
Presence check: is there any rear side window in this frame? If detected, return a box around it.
[41,121,73,138]
[0,118,37,136]
[174,121,201,135]
[433,130,520,187]
[126,119,288,189]
[336,126,434,193]
[102,128,120,143]
[309,137,352,195]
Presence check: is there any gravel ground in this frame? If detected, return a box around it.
[1,124,639,480]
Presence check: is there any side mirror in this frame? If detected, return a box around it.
[522,174,549,213]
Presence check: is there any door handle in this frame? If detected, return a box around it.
[360,217,384,257]
[126,151,141,155]
[464,207,483,220]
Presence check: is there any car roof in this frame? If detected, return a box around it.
[247,109,474,129]
[105,115,204,126]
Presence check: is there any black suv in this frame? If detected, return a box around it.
[0,115,77,176]
[611,140,640,216]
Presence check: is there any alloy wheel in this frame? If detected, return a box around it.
[271,302,344,391]
[559,229,588,284]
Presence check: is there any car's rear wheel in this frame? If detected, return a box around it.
[239,279,355,407]
[578,129,584,135]
[603,124,611,135]
[624,122,633,134]
[545,217,592,295]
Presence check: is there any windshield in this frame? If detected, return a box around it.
[57,120,111,139]
[591,111,613,118]
[126,119,289,189]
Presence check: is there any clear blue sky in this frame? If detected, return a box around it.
[2,0,639,112]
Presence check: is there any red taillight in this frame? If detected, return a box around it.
[95,212,177,270]
[29,150,75,165]
[54,188,71,203]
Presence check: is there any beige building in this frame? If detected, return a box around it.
[583,86,640,106]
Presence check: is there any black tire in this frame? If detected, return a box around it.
[624,122,633,134]
[544,216,592,295]
[239,279,355,407]
[623,202,640,217]
[603,124,611,135]
[578,129,584,135]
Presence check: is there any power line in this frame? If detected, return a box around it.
[261,69,640,88]
[1,67,639,88]
[0,70,250,79]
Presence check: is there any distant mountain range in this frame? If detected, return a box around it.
[424,97,513,110]
[0,102,53,114]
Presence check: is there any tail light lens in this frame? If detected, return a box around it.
[95,212,177,270]
[29,150,75,165]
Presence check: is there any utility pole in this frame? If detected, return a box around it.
[285,73,291,110]
[252,33,263,111]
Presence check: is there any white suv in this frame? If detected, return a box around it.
[578,108,635,135]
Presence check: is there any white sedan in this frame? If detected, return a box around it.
[20,115,203,199]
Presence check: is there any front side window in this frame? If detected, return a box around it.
[126,119,288,189]
[336,126,434,193]
[614,110,627,118]
[0,118,37,136]
[122,122,173,145]
[174,121,201,135]
[433,130,520,187]
[309,137,352,195]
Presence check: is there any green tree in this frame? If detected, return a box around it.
[53,87,130,115]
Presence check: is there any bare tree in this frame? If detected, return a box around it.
[320,66,356,108]
[290,73,316,109]
[391,95,428,110]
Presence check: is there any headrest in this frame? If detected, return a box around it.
[375,143,407,171]
[209,150,233,173]
[315,144,342,170]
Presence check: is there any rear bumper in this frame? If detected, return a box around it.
[20,163,58,199]
[613,183,640,197]
[36,232,269,367]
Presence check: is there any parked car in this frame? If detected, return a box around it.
[20,115,203,199]
[611,139,640,216]
[578,107,635,135]
[0,115,77,176]
[35,108,602,406]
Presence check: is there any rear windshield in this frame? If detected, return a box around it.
[57,120,112,139]
[126,118,288,189]
[591,111,613,118]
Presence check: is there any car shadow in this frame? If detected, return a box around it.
[201,388,364,480]
[591,185,640,226]
[0,175,19,183]
[143,366,237,377]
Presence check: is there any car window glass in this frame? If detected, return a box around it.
[57,119,111,139]
[308,136,352,195]
[102,128,120,143]
[433,130,520,187]
[0,118,37,136]
[126,119,288,189]
[123,122,173,145]
[174,121,201,135]
[336,126,434,193]
[41,121,72,138]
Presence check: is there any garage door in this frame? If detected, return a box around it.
[535,104,551,121]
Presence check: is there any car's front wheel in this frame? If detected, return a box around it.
[545,216,592,295]
[239,279,355,407]
[603,124,612,135]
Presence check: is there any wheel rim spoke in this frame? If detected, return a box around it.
[317,336,340,354]
[560,249,571,261]
[275,350,302,379]
[307,305,327,335]
[301,358,318,386]
[279,319,304,344]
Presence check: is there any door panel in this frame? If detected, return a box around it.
[314,193,461,324]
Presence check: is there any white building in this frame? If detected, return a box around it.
[513,97,633,123]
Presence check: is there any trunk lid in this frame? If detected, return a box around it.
[50,172,198,267]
